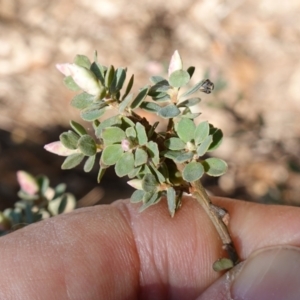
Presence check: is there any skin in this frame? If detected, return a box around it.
[0,196,300,300]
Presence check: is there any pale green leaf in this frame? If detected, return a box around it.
[70,120,87,136]
[177,97,201,108]
[167,187,176,217]
[146,141,159,166]
[203,158,227,176]
[122,74,134,100]
[176,118,195,143]
[59,131,79,150]
[62,153,85,169]
[115,152,135,177]
[80,105,106,121]
[134,148,148,167]
[173,151,194,163]
[169,70,190,87]
[180,80,204,98]
[95,115,122,137]
[164,138,186,150]
[142,173,158,193]
[130,190,145,203]
[158,104,180,119]
[102,127,126,145]
[139,192,161,212]
[97,166,106,183]
[63,76,80,91]
[182,161,204,182]
[110,67,126,94]
[78,135,97,156]
[196,135,213,157]
[119,94,133,113]
[213,258,234,272]
[194,121,210,145]
[84,155,96,172]
[126,127,136,139]
[74,54,91,68]
[71,92,94,109]
[101,144,123,165]
[136,122,148,146]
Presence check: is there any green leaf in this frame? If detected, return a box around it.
[148,121,159,139]
[167,187,176,217]
[164,138,186,150]
[186,66,195,79]
[208,128,223,151]
[74,54,91,68]
[119,94,133,113]
[130,86,149,109]
[53,183,67,199]
[110,68,126,94]
[140,101,161,113]
[78,135,97,156]
[163,150,181,161]
[97,166,106,183]
[70,120,87,136]
[136,122,148,146]
[130,190,145,203]
[126,127,136,139]
[134,148,148,167]
[149,83,170,94]
[142,173,158,193]
[90,62,105,85]
[151,92,171,102]
[173,151,194,163]
[96,115,122,136]
[176,118,195,143]
[146,141,159,166]
[59,131,80,150]
[105,65,115,88]
[122,116,135,127]
[149,163,165,184]
[158,104,180,119]
[139,192,161,212]
[36,175,49,196]
[194,121,210,145]
[149,76,167,84]
[169,70,190,87]
[71,92,95,109]
[122,74,134,100]
[101,144,123,165]
[80,104,106,121]
[177,97,201,108]
[181,112,201,119]
[62,153,85,169]
[180,80,205,98]
[213,258,234,272]
[63,76,80,91]
[102,127,126,145]
[115,152,135,177]
[203,158,227,176]
[84,155,96,172]
[127,166,142,179]
[182,161,204,182]
[197,135,213,157]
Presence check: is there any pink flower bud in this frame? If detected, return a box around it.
[44,141,79,156]
[121,139,131,151]
[168,50,183,77]
[16,171,39,195]
[56,63,102,96]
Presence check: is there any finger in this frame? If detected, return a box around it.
[0,197,300,300]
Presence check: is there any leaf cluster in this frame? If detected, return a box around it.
[48,51,227,217]
[0,171,76,236]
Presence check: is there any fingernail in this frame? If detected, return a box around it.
[198,246,300,300]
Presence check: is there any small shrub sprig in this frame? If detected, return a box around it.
[45,51,239,271]
[0,171,76,236]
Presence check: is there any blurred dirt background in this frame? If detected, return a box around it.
[1,0,300,210]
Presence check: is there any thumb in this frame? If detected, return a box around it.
[198,246,300,300]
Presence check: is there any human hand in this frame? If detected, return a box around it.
[1,196,300,300]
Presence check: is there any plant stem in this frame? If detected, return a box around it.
[191,180,239,266]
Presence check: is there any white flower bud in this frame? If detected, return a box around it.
[168,50,183,77]
[44,141,79,156]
